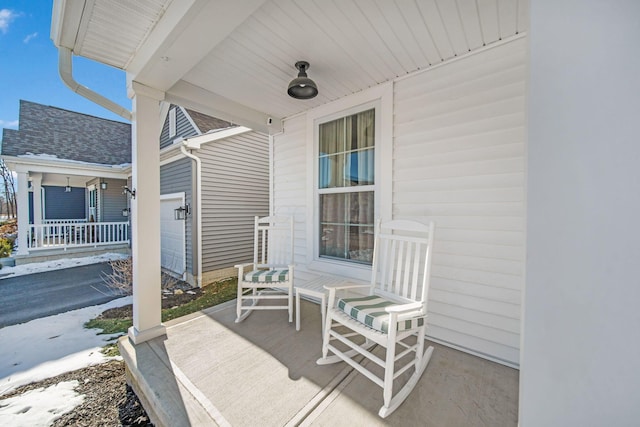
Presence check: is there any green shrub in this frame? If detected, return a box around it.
[0,237,14,258]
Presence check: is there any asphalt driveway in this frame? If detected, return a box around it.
[0,262,124,328]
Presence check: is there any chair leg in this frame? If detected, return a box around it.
[382,327,398,411]
[317,315,376,365]
[378,328,434,418]
[320,313,332,359]
[288,283,293,323]
[235,281,243,322]
[235,287,258,323]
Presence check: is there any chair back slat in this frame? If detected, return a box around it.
[253,216,294,269]
[371,219,435,311]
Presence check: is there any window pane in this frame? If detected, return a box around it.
[349,192,374,224]
[319,118,344,155]
[319,153,346,188]
[348,225,374,263]
[320,193,346,223]
[353,109,375,150]
[319,191,374,264]
[347,148,374,186]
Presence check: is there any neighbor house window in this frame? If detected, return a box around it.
[318,108,375,264]
[169,107,177,138]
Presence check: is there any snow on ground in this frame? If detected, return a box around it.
[0,254,134,425]
[0,252,129,279]
[0,295,132,396]
[0,381,84,427]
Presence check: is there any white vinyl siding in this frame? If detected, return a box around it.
[273,116,308,270]
[393,38,526,366]
[273,38,525,366]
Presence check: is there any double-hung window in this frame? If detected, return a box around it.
[318,108,375,265]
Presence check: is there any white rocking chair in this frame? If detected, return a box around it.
[235,215,294,323]
[317,219,435,418]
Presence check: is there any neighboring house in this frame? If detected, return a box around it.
[158,105,269,286]
[51,1,640,425]
[0,100,131,261]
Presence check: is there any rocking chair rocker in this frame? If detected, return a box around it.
[317,219,436,418]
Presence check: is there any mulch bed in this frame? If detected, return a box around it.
[98,286,203,320]
[2,360,151,427]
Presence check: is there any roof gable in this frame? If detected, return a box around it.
[1,100,131,165]
[159,105,235,149]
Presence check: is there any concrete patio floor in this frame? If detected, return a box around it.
[119,299,519,426]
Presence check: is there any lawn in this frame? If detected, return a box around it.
[85,277,238,343]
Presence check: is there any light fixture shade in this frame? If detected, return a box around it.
[65,177,72,192]
[100,181,108,190]
[288,61,318,99]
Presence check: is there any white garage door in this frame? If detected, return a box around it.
[160,193,186,276]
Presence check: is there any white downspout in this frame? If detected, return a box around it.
[58,46,132,122]
[269,134,274,216]
[180,144,203,287]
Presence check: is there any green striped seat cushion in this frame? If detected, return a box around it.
[244,269,289,283]
[337,295,424,334]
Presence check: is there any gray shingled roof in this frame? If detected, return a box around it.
[1,100,131,165]
[184,108,233,133]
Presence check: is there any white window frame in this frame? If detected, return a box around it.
[88,185,97,221]
[168,107,177,138]
[305,82,393,281]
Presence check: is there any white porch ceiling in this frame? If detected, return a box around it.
[54,0,528,129]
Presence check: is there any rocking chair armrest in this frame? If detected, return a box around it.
[326,282,369,309]
[323,282,369,292]
[234,263,253,276]
[234,263,253,269]
[385,301,424,314]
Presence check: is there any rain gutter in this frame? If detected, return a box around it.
[58,46,132,122]
[180,144,203,287]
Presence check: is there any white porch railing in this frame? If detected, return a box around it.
[42,218,88,224]
[27,222,130,250]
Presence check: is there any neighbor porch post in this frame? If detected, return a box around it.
[127,81,166,344]
[16,171,29,256]
[31,173,42,225]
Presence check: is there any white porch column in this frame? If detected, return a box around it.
[31,173,43,225]
[522,1,640,426]
[16,171,29,256]
[128,81,166,344]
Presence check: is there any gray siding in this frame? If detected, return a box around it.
[161,157,193,275]
[159,106,198,149]
[198,131,269,271]
[99,179,129,222]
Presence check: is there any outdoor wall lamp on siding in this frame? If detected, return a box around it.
[287,61,318,99]
[122,186,136,199]
[100,180,107,190]
[65,177,72,193]
[122,208,130,217]
[174,204,190,220]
